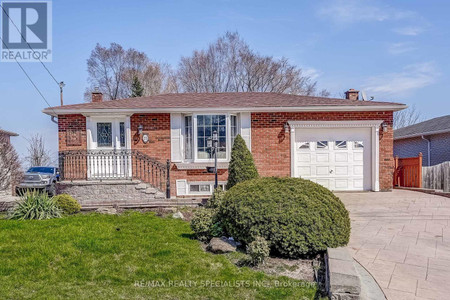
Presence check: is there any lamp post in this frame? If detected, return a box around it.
[207,130,219,189]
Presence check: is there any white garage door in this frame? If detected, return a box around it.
[295,140,365,191]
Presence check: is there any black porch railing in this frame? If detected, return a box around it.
[59,150,170,198]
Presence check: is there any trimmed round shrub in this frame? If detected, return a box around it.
[53,194,81,214]
[247,236,270,265]
[190,209,215,242]
[218,177,351,258]
[9,191,61,220]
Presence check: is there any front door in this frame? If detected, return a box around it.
[88,118,130,179]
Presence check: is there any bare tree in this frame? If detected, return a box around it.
[25,134,53,167]
[86,33,328,99]
[394,105,423,129]
[0,135,22,193]
[177,32,326,95]
[86,43,176,101]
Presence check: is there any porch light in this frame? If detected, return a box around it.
[284,122,289,133]
[382,122,388,132]
[138,124,143,135]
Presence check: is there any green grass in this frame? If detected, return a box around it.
[0,212,319,299]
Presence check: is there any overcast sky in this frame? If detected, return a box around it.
[1,0,449,164]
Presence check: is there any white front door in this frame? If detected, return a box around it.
[87,117,131,179]
[295,140,364,191]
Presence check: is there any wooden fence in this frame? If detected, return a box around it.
[422,161,450,192]
[394,153,423,188]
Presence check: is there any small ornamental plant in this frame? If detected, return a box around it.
[9,191,62,220]
[247,236,270,265]
[53,194,81,215]
[190,209,215,242]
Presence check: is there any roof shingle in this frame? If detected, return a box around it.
[394,115,450,139]
[44,92,404,113]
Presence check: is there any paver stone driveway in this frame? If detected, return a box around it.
[339,189,450,300]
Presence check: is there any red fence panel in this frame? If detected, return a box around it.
[394,153,423,188]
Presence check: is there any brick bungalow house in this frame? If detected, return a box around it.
[43,90,405,198]
[394,115,450,167]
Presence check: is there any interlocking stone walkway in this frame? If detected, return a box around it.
[339,189,450,300]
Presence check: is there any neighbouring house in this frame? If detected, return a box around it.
[0,128,18,144]
[42,89,405,199]
[394,115,450,167]
[0,128,19,196]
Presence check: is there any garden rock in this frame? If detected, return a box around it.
[172,211,184,219]
[96,207,117,215]
[207,237,237,253]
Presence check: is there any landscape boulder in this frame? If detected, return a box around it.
[172,211,184,219]
[207,237,237,253]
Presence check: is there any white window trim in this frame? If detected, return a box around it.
[181,113,240,163]
[288,120,383,192]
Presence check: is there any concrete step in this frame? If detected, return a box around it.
[135,183,148,190]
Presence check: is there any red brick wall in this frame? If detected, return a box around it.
[130,114,171,161]
[58,114,87,151]
[251,111,394,191]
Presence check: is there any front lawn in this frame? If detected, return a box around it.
[0,212,319,299]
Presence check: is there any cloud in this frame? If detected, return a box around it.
[303,67,321,81]
[363,62,439,98]
[388,42,416,55]
[393,26,424,36]
[318,0,416,25]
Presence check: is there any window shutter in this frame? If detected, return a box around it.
[176,179,187,196]
[240,112,251,151]
[171,113,182,162]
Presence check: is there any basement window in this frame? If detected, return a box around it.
[187,182,226,195]
[189,184,211,193]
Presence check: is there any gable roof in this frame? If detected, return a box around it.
[0,129,19,137]
[394,115,450,140]
[42,92,406,116]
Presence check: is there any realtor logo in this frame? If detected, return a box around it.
[1,1,52,62]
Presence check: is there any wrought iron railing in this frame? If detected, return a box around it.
[59,150,170,197]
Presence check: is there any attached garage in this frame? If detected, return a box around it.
[289,120,383,191]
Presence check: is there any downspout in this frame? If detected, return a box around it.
[51,116,58,124]
[421,135,430,166]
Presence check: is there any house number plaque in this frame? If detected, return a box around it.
[142,133,149,144]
